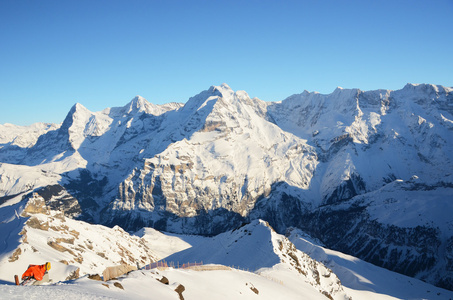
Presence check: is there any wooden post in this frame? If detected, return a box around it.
[14,275,19,285]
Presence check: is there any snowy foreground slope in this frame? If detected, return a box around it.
[0,194,157,283]
[1,83,453,291]
[1,195,453,299]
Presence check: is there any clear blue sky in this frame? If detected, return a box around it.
[1,0,452,126]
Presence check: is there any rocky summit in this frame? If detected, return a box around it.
[1,83,452,290]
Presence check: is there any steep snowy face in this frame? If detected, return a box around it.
[0,96,183,165]
[108,96,183,117]
[57,99,184,162]
[0,123,62,166]
[0,96,185,214]
[0,123,60,148]
[105,84,318,230]
[267,84,453,202]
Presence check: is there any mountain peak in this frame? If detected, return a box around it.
[210,83,253,102]
[124,95,149,114]
[60,102,90,130]
[219,83,231,89]
[182,84,235,113]
[402,82,445,93]
[132,95,146,103]
[70,102,89,113]
[209,83,233,95]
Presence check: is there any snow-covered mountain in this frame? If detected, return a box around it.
[1,83,452,291]
[0,123,60,148]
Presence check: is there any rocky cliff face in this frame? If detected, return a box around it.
[0,192,156,283]
[1,83,452,290]
[297,180,453,290]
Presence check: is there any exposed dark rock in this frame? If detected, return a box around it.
[36,185,82,218]
[324,173,366,205]
[299,204,443,286]
[158,276,169,285]
[0,192,26,206]
[26,217,49,231]
[113,282,124,289]
[47,240,76,256]
[8,248,21,262]
[250,286,259,295]
[64,169,107,217]
[174,284,185,300]
[246,282,259,295]
[65,268,80,281]
[88,274,102,281]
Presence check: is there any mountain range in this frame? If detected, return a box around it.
[1,83,452,291]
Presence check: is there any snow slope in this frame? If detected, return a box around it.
[297,179,453,291]
[0,267,340,300]
[1,215,453,299]
[288,228,453,300]
[134,227,197,260]
[0,123,60,148]
[1,194,348,299]
[163,219,349,299]
[0,193,157,284]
